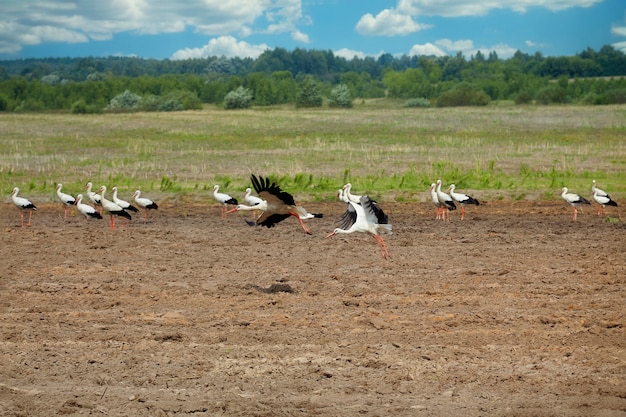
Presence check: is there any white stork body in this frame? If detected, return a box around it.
[241,174,315,234]
[98,186,132,229]
[592,189,617,215]
[226,199,322,227]
[112,187,138,213]
[327,195,392,259]
[75,194,103,220]
[132,190,158,223]
[241,187,264,219]
[85,182,102,214]
[436,180,456,221]
[561,187,591,220]
[111,187,137,227]
[342,183,362,204]
[213,185,238,219]
[430,183,444,220]
[448,184,479,220]
[56,183,76,219]
[10,187,37,227]
[243,188,264,207]
[591,180,612,215]
[337,188,350,203]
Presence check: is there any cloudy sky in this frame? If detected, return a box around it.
[1,0,624,61]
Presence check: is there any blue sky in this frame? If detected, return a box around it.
[1,0,624,61]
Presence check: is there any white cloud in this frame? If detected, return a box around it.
[396,0,603,17]
[611,25,626,37]
[613,41,626,54]
[333,48,385,60]
[408,43,447,57]
[0,0,307,55]
[613,24,626,53]
[356,9,431,36]
[431,38,517,58]
[525,40,548,49]
[333,48,367,60]
[291,30,310,44]
[171,36,270,60]
[435,39,475,52]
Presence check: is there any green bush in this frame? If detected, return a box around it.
[403,98,431,108]
[436,84,490,107]
[328,84,353,108]
[514,90,533,105]
[106,90,142,111]
[71,99,101,114]
[605,88,626,104]
[296,76,323,108]
[223,86,253,110]
[536,85,567,104]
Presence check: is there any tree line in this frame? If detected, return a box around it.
[0,45,624,112]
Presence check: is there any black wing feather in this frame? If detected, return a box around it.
[335,203,357,230]
[258,213,291,228]
[251,174,296,206]
[366,197,389,224]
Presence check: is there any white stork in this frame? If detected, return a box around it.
[448,184,479,220]
[435,179,456,221]
[212,185,238,219]
[98,186,132,229]
[342,183,362,204]
[592,189,618,215]
[591,180,613,215]
[55,183,76,219]
[327,195,392,259]
[85,182,102,214]
[132,190,159,223]
[75,194,103,220]
[429,183,444,220]
[10,187,37,227]
[231,174,317,234]
[561,187,591,220]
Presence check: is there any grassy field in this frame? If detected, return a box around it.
[1,103,625,203]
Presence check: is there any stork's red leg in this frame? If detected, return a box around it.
[291,213,311,235]
[374,235,390,259]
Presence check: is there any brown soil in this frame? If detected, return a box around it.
[2,200,625,416]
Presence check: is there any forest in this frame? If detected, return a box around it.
[0,44,625,113]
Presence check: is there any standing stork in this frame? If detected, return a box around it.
[435,179,456,221]
[112,187,137,227]
[448,184,479,220]
[241,187,264,219]
[212,185,238,219]
[10,187,37,227]
[98,186,132,229]
[132,190,158,223]
[112,187,139,213]
[55,183,76,219]
[592,189,618,215]
[85,182,102,214]
[591,180,612,215]
[430,183,444,220]
[327,195,392,259]
[342,183,363,204]
[75,194,103,220]
[243,187,264,207]
[561,187,591,220]
[244,174,316,234]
